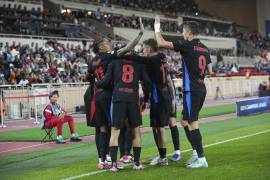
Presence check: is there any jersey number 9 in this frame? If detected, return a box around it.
[198,55,206,76]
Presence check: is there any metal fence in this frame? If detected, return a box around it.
[0,82,89,127]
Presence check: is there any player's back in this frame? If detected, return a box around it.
[110,59,145,102]
[173,39,211,92]
[121,53,169,92]
[89,52,116,100]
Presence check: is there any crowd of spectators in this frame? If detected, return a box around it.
[0,3,83,38]
[71,0,215,19]
[237,32,270,52]
[1,1,270,85]
[0,41,94,85]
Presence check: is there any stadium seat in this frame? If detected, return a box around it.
[41,126,55,143]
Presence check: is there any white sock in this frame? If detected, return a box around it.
[175,150,181,155]
[99,158,102,163]
[57,135,63,139]
[199,157,206,162]
[192,150,198,156]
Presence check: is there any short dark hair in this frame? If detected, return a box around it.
[49,90,59,98]
[143,38,158,52]
[182,21,200,35]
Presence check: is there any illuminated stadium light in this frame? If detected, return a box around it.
[87,11,92,15]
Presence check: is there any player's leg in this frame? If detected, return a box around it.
[128,102,143,170]
[125,127,134,162]
[149,101,161,165]
[120,126,134,163]
[98,99,111,169]
[182,91,197,164]
[169,106,181,161]
[109,127,121,172]
[186,91,208,169]
[94,100,105,168]
[156,104,170,166]
[132,127,143,170]
[95,127,102,164]
[156,127,168,165]
[109,102,126,172]
[119,127,127,160]
[181,119,198,165]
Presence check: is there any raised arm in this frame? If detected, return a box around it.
[154,15,174,49]
[117,17,144,56]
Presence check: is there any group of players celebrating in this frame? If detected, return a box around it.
[84,16,212,172]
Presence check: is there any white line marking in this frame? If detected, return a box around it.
[62,129,270,180]
[0,142,51,153]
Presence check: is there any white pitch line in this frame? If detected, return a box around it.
[62,129,270,180]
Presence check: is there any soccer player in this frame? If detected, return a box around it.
[154,15,212,168]
[123,39,174,166]
[43,90,82,144]
[87,17,145,169]
[96,57,151,172]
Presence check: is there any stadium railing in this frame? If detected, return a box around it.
[0,82,89,127]
[0,33,93,47]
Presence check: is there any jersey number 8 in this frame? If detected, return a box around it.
[122,64,134,83]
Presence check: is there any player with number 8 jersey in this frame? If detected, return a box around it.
[96,58,151,172]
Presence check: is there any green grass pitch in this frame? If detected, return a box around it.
[0,111,270,180]
[0,104,235,141]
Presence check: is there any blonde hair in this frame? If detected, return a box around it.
[98,41,112,53]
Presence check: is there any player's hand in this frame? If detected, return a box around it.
[58,114,64,120]
[139,17,144,33]
[154,15,161,33]
[155,15,160,25]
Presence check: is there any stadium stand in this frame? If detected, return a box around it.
[0,0,269,86]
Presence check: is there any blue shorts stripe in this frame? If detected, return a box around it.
[186,92,191,118]
[110,99,113,123]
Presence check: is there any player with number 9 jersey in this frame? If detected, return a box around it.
[172,39,211,121]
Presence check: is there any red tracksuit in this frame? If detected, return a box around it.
[44,103,75,136]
